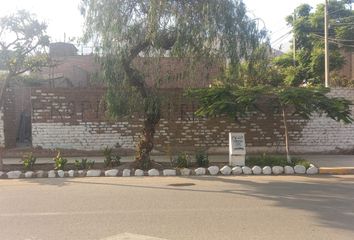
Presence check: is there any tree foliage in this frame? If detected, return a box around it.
[81,0,268,168]
[273,0,354,86]
[190,85,352,162]
[0,10,50,78]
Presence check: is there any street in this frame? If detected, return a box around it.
[0,175,354,240]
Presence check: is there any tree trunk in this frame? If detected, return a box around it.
[282,107,292,164]
[135,115,160,170]
[0,148,3,171]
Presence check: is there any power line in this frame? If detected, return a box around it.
[313,33,354,47]
[270,31,292,45]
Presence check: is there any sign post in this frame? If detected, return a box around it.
[229,132,246,166]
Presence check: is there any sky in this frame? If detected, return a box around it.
[0,0,329,52]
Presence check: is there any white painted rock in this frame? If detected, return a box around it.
[57,170,65,178]
[195,167,206,175]
[25,171,34,178]
[135,169,144,176]
[272,166,284,175]
[180,168,191,176]
[122,169,131,177]
[7,171,22,179]
[262,166,272,175]
[86,169,101,177]
[284,166,295,174]
[68,170,75,177]
[48,170,56,178]
[220,166,232,175]
[232,166,243,175]
[105,169,118,177]
[148,169,159,176]
[252,166,262,175]
[0,171,5,178]
[78,170,86,177]
[242,166,252,175]
[306,166,318,175]
[294,165,306,174]
[35,170,46,178]
[163,169,176,176]
[208,166,219,175]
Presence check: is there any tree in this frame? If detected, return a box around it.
[191,85,352,163]
[81,0,268,169]
[274,0,354,86]
[0,10,50,170]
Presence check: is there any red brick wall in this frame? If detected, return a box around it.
[30,87,308,153]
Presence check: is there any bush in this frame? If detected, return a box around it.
[293,159,311,169]
[195,150,209,167]
[171,152,190,168]
[74,158,95,170]
[21,152,36,171]
[103,146,121,168]
[53,151,68,170]
[246,154,311,168]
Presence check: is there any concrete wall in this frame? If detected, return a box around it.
[30,87,354,154]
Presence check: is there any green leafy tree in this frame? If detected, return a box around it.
[274,0,354,86]
[81,0,268,169]
[0,10,50,170]
[191,85,352,163]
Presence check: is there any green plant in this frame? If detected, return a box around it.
[293,159,311,169]
[21,152,36,171]
[74,158,95,170]
[53,151,68,170]
[246,154,312,168]
[103,147,121,168]
[171,152,190,168]
[195,150,209,167]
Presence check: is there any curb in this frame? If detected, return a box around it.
[319,167,354,175]
[0,164,323,179]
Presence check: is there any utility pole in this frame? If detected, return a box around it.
[324,0,329,87]
[293,11,296,66]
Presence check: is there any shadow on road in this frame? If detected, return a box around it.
[192,176,354,233]
[18,175,354,233]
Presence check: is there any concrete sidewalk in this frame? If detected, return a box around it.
[3,154,354,167]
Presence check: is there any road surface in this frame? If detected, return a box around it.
[0,175,354,240]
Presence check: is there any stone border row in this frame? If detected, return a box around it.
[0,164,318,179]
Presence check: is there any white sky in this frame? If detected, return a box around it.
[0,0,331,52]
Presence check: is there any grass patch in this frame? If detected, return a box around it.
[246,154,311,168]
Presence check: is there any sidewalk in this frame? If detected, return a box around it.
[3,154,354,167]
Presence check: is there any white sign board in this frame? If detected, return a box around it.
[229,132,246,166]
[229,133,246,155]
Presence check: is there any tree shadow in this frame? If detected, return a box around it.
[16,175,354,233]
[191,175,354,233]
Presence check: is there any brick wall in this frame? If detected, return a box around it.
[31,87,354,154]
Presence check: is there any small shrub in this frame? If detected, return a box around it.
[103,146,121,168]
[246,154,288,167]
[171,152,190,168]
[21,152,36,171]
[74,158,95,170]
[246,154,312,168]
[195,150,209,167]
[53,151,68,170]
[293,159,311,169]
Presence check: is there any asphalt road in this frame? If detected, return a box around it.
[0,175,354,240]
